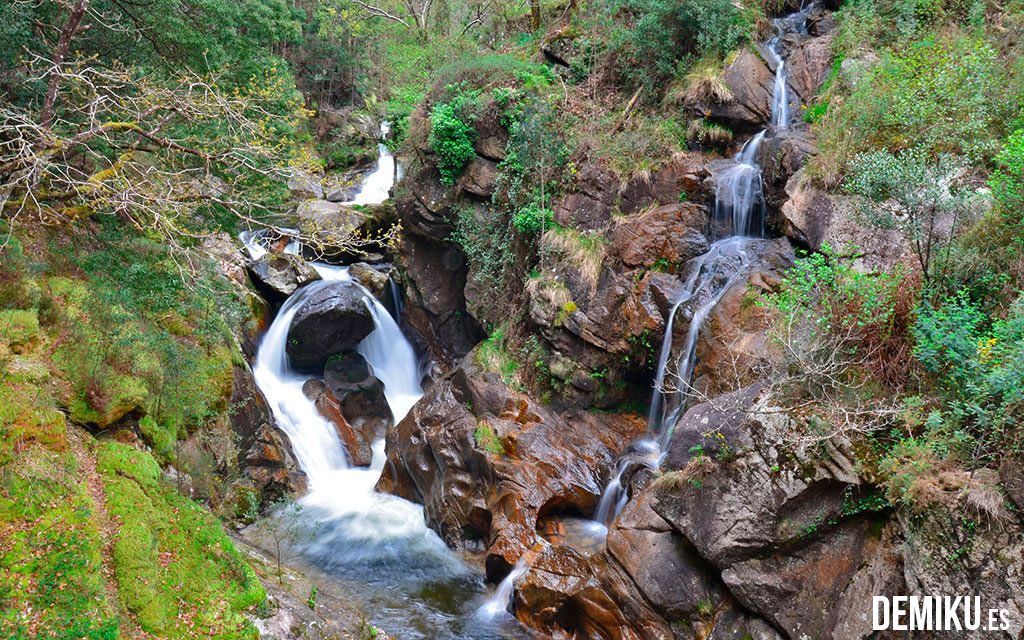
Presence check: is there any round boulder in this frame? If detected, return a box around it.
[286,282,375,371]
[247,252,321,300]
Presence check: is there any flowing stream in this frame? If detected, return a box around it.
[593,3,814,528]
[245,132,527,637]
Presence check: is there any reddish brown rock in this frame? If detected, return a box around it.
[376,361,646,572]
[611,203,709,270]
[458,157,499,198]
[707,49,775,132]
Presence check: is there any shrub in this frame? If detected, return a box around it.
[990,128,1024,236]
[473,421,506,455]
[512,203,554,235]
[811,33,1009,182]
[614,0,753,90]
[912,293,1024,465]
[761,244,917,441]
[428,94,477,185]
[845,148,977,285]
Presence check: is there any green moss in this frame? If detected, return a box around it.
[0,308,40,348]
[473,421,506,455]
[66,372,147,428]
[97,442,264,638]
[0,446,118,640]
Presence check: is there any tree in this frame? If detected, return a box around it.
[845,148,978,287]
[343,0,438,42]
[260,497,309,583]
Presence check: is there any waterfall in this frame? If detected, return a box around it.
[476,552,535,620]
[592,3,816,529]
[251,262,468,581]
[345,121,398,206]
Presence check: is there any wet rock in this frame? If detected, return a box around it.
[611,202,709,270]
[349,262,391,302]
[376,360,646,572]
[708,49,775,132]
[231,365,308,502]
[303,377,376,467]
[779,170,909,272]
[247,253,322,301]
[285,282,374,371]
[784,33,836,107]
[641,271,685,321]
[457,157,499,198]
[756,127,817,208]
[324,353,392,447]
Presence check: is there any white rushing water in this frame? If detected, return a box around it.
[345,121,399,206]
[251,260,467,580]
[593,3,816,529]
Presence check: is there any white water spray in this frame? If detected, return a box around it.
[345,122,399,206]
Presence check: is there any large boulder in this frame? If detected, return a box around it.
[618,153,712,214]
[780,32,835,108]
[756,127,817,208]
[376,360,646,574]
[285,282,375,371]
[247,252,321,301]
[611,202,709,270]
[551,162,619,231]
[778,170,909,272]
[708,49,775,132]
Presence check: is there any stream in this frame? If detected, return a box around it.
[592,2,816,528]
[246,141,528,638]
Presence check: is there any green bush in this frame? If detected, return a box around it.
[613,0,753,90]
[428,94,477,185]
[990,127,1024,235]
[512,203,554,235]
[912,293,1024,465]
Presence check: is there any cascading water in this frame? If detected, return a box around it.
[345,121,399,206]
[593,3,815,529]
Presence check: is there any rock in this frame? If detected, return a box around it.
[285,282,375,371]
[618,153,711,214]
[398,232,484,366]
[302,377,376,467]
[656,385,864,567]
[779,170,909,272]
[473,107,509,162]
[294,199,369,259]
[899,506,1024,639]
[231,365,308,503]
[783,33,835,107]
[457,157,499,198]
[376,361,646,573]
[349,262,391,302]
[806,6,837,36]
[1000,457,1024,514]
[756,127,817,208]
[708,49,775,132]
[324,353,392,450]
[552,162,618,231]
[247,253,322,301]
[611,202,709,270]
[542,37,576,67]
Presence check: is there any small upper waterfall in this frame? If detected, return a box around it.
[345,121,399,206]
[593,3,815,530]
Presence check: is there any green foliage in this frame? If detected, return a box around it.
[450,204,515,300]
[911,293,1024,465]
[512,203,554,235]
[812,32,1013,182]
[990,127,1024,237]
[0,444,119,640]
[429,93,477,185]
[610,0,753,91]
[845,148,976,283]
[474,326,520,388]
[473,421,506,455]
[98,442,264,638]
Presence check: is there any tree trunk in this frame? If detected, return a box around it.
[530,0,541,30]
[41,0,91,129]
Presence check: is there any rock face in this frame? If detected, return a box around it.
[285,282,375,371]
[376,360,646,574]
[611,202,709,269]
[778,170,909,272]
[756,127,817,208]
[247,252,321,301]
[230,364,307,504]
